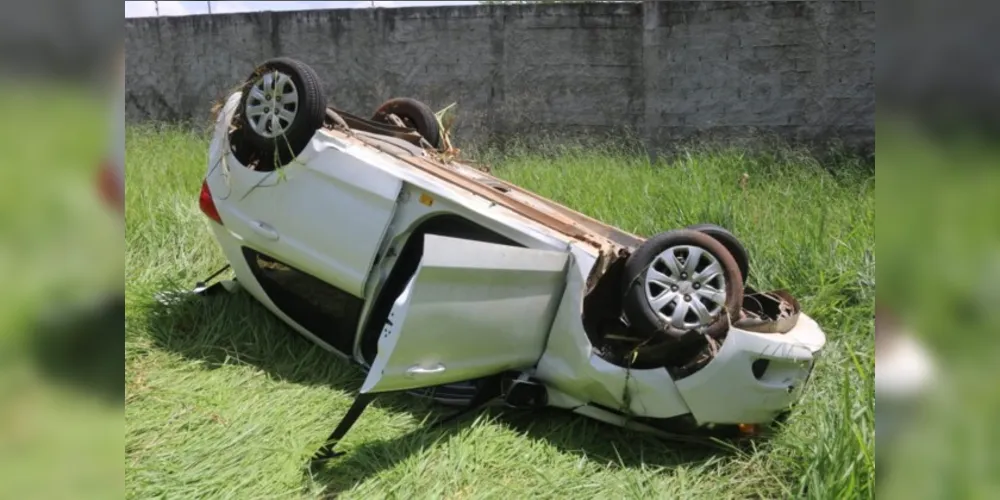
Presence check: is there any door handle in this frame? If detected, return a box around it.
[250,220,279,241]
[405,364,445,378]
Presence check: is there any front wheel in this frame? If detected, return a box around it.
[622,229,744,340]
[687,223,750,282]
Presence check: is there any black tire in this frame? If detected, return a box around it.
[622,229,744,341]
[229,58,326,171]
[687,223,751,282]
[372,98,443,150]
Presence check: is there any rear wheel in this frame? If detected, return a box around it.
[372,98,443,150]
[229,58,326,171]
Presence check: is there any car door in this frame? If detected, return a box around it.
[224,134,402,298]
[360,234,571,394]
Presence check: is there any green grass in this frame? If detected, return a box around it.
[125,124,874,499]
[874,120,1000,499]
[0,84,122,500]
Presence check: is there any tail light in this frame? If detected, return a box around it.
[97,159,124,215]
[199,180,223,225]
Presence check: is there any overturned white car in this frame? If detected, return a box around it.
[193,58,825,460]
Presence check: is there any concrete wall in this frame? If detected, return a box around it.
[0,0,120,80]
[125,1,875,151]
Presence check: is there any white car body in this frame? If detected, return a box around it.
[200,91,826,436]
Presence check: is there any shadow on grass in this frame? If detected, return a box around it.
[29,293,125,405]
[143,288,739,495]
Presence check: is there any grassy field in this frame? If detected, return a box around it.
[0,86,122,500]
[125,125,875,499]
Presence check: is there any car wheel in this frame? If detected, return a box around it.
[687,223,750,282]
[229,57,326,171]
[622,229,744,340]
[372,98,443,150]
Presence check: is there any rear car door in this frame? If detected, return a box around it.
[221,135,402,297]
[360,235,571,394]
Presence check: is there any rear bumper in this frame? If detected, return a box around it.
[674,313,826,425]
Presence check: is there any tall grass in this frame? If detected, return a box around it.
[125,124,874,499]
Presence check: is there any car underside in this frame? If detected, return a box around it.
[190,57,826,461]
[270,96,813,378]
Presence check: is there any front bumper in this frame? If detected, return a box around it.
[673,313,826,425]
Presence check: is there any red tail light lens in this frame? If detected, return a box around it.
[199,180,223,225]
[97,159,123,215]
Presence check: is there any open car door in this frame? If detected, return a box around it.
[360,234,571,394]
[311,234,570,462]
